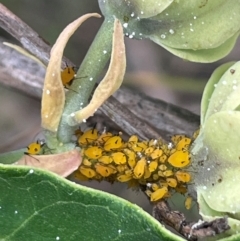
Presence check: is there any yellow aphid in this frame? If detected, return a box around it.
[61,66,76,88]
[168,150,190,168]
[96,132,113,145]
[159,154,167,163]
[145,189,152,198]
[176,137,192,151]
[144,147,154,155]
[99,155,113,164]
[151,183,160,191]
[148,139,158,147]
[166,178,177,188]
[83,158,92,167]
[25,140,45,155]
[116,164,128,173]
[128,135,138,143]
[95,164,115,177]
[185,196,192,210]
[153,173,159,180]
[133,158,146,179]
[111,152,127,164]
[144,165,151,179]
[150,186,168,202]
[117,174,132,182]
[123,148,136,169]
[158,171,164,177]
[148,161,158,172]
[163,170,173,177]
[74,170,89,181]
[104,136,124,151]
[84,146,103,159]
[175,171,191,183]
[171,134,185,145]
[130,142,148,152]
[175,185,187,194]
[79,166,96,178]
[150,148,163,160]
[78,128,98,146]
[159,164,167,171]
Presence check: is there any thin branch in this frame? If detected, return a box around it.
[153,201,230,241]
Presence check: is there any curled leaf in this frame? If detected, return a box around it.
[70,18,126,124]
[13,150,81,177]
[41,13,101,132]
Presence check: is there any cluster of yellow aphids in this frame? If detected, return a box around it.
[73,127,194,206]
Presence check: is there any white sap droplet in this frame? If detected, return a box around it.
[29,169,34,174]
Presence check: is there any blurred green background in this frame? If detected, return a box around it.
[0,0,239,222]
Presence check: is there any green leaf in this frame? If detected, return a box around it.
[0,149,25,164]
[149,32,239,63]
[0,165,185,241]
[204,61,240,121]
[193,111,240,237]
[200,62,235,124]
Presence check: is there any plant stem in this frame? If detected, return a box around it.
[57,17,114,143]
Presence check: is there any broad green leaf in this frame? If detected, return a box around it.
[98,0,174,18]
[0,149,25,164]
[193,111,240,237]
[151,32,239,63]
[204,61,240,121]
[0,165,185,241]
[148,0,240,50]
[200,62,235,124]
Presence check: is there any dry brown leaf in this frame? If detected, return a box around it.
[13,149,81,177]
[41,13,101,132]
[71,18,126,123]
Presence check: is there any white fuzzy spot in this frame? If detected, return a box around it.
[222,80,227,85]
[52,73,55,77]
[89,77,93,81]
[46,90,50,95]
[15,210,18,214]
[193,16,197,19]
[169,29,174,34]
[82,119,87,123]
[29,169,34,174]
[203,186,207,190]
[103,50,107,54]
[160,34,166,39]
[79,85,81,89]
[123,23,128,28]
[140,11,144,15]
[118,229,122,234]
[131,12,135,17]
[56,237,60,240]
[70,113,75,117]
[45,115,48,118]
